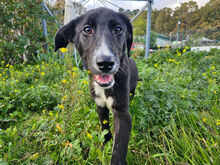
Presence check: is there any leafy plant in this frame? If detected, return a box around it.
[0,48,219,164]
[0,0,58,64]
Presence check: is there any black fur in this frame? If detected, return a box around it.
[55,8,138,165]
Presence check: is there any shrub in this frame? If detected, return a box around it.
[0,49,219,164]
[0,0,57,64]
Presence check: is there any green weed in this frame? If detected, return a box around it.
[0,48,219,164]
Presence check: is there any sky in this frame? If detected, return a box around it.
[50,0,209,10]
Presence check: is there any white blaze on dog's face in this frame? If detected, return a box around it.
[91,38,117,88]
[54,8,133,88]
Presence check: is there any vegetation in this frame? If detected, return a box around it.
[0,1,219,164]
[0,0,58,64]
[0,48,219,164]
[130,0,220,41]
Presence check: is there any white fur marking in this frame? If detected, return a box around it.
[106,97,113,111]
[94,82,114,110]
[94,38,114,57]
[95,98,105,107]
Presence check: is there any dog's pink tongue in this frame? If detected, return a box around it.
[94,75,113,84]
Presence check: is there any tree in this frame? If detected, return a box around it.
[0,0,56,64]
[154,7,174,35]
[132,11,146,37]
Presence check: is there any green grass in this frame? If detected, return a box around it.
[0,48,219,164]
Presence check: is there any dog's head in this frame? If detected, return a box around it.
[55,8,132,88]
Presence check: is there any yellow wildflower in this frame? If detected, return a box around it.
[60,47,68,53]
[1,61,4,64]
[49,111,53,116]
[86,132,93,139]
[203,118,207,122]
[72,72,76,77]
[83,80,88,84]
[185,46,189,49]
[30,153,39,160]
[177,52,181,56]
[181,95,185,98]
[41,72,45,76]
[58,104,64,109]
[211,66,215,70]
[73,67,78,71]
[103,120,108,125]
[166,45,170,48]
[32,123,36,129]
[42,109,46,114]
[77,90,82,94]
[183,49,186,53]
[213,91,216,94]
[168,59,175,62]
[61,95,67,101]
[0,73,2,76]
[62,79,67,83]
[6,64,9,67]
[212,72,216,74]
[157,46,160,49]
[56,123,63,133]
[14,89,18,93]
[209,79,212,82]
[202,73,206,76]
[216,120,220,125]
[87,70,91,74]
[154,63,158,68]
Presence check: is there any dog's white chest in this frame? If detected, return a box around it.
[94,83,114,110]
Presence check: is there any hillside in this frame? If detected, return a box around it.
[130,0,220,41]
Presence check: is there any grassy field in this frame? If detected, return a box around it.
[0,48,219,164]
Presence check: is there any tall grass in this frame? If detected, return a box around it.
[0,48,219,164]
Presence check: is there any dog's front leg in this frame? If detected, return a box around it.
[111,109,131,165]
[97,106,112,145]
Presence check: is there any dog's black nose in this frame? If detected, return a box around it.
[96,56,115,72]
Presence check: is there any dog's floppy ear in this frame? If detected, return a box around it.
[118,13,133,56]
[54,18,79,52]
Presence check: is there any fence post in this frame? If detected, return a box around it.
[145,0,152,59]
[64,0,79,66]
[41,2,48,51]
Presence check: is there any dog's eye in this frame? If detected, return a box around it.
[83,25,93,35]
[113,26,122,35]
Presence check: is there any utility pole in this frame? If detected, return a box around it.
[117,0,153,59]
[176,3,181,41]
[41,1,48,51]
[145,0,152,59]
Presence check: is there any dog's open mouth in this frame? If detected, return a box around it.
[94,74,114,88]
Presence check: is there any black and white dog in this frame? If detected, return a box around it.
[55,8,138,165]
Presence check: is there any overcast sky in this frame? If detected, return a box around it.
[50,0,209,10]
[74,0,209,10]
